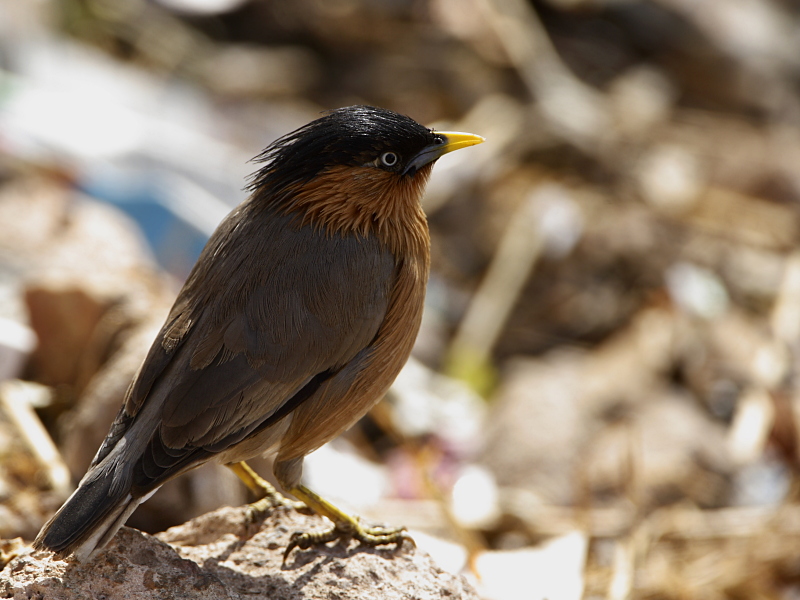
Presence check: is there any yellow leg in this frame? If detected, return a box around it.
[226,461,305,512]
[284,484,413,561]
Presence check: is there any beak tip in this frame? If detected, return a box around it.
[437,131,486,154]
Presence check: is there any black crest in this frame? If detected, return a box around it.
[247,106,434,197]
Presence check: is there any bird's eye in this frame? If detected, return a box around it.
[380,152,399,167]
[433,136,444,145]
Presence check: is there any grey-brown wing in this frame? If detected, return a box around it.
[91,204,395,490]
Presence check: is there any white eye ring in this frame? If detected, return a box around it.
[380,152,399,167]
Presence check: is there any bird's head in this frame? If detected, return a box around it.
[248,106,483,244]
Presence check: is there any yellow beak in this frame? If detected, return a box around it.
[436,131,486,155]
[404,130,485,175]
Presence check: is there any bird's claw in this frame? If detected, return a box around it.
[283,521,412,563]
[245,495,308,526]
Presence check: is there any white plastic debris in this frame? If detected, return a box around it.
[302,441,390,512]
[390,357,486,453]
[449,464,500,529]
[471,531,588,600]
[726,387,774,467]
[636,145,703,212]
[665,262,730,319]
[409,530,469,576]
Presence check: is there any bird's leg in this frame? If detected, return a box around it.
[227,462,306,516]
[283,484,412,561]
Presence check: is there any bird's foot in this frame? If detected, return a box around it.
[282,484,413,562]
[251,492,307,513]
[245,495,306,527]
[284,519,411,562]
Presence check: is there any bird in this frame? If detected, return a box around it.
[33,105,484,563]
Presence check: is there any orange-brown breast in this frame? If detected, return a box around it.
[282,163,433,256]
[274,164,433,460]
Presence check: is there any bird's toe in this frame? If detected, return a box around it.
[282,517,412,563]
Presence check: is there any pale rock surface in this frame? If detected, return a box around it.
[0,505,478,600]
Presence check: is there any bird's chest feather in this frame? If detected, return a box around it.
[276,163,433,354]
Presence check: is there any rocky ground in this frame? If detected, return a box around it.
[0,505,478,600]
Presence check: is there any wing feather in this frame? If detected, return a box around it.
[96,202,395,492]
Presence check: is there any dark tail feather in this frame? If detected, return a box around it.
[33,469,149,562]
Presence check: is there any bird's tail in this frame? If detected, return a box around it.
[33,467,151,562]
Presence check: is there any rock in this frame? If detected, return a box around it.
[21,194,166,393]
[482,349,586,505]
[0,505,478,600]
[585,389,731,507]
[0,176,170,397]
[24,284,116,390]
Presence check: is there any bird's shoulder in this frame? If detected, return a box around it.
[127,203,397,414]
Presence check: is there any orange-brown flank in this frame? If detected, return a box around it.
[275,163,432,461]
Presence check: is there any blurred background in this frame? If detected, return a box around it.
[2,0,800,598]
